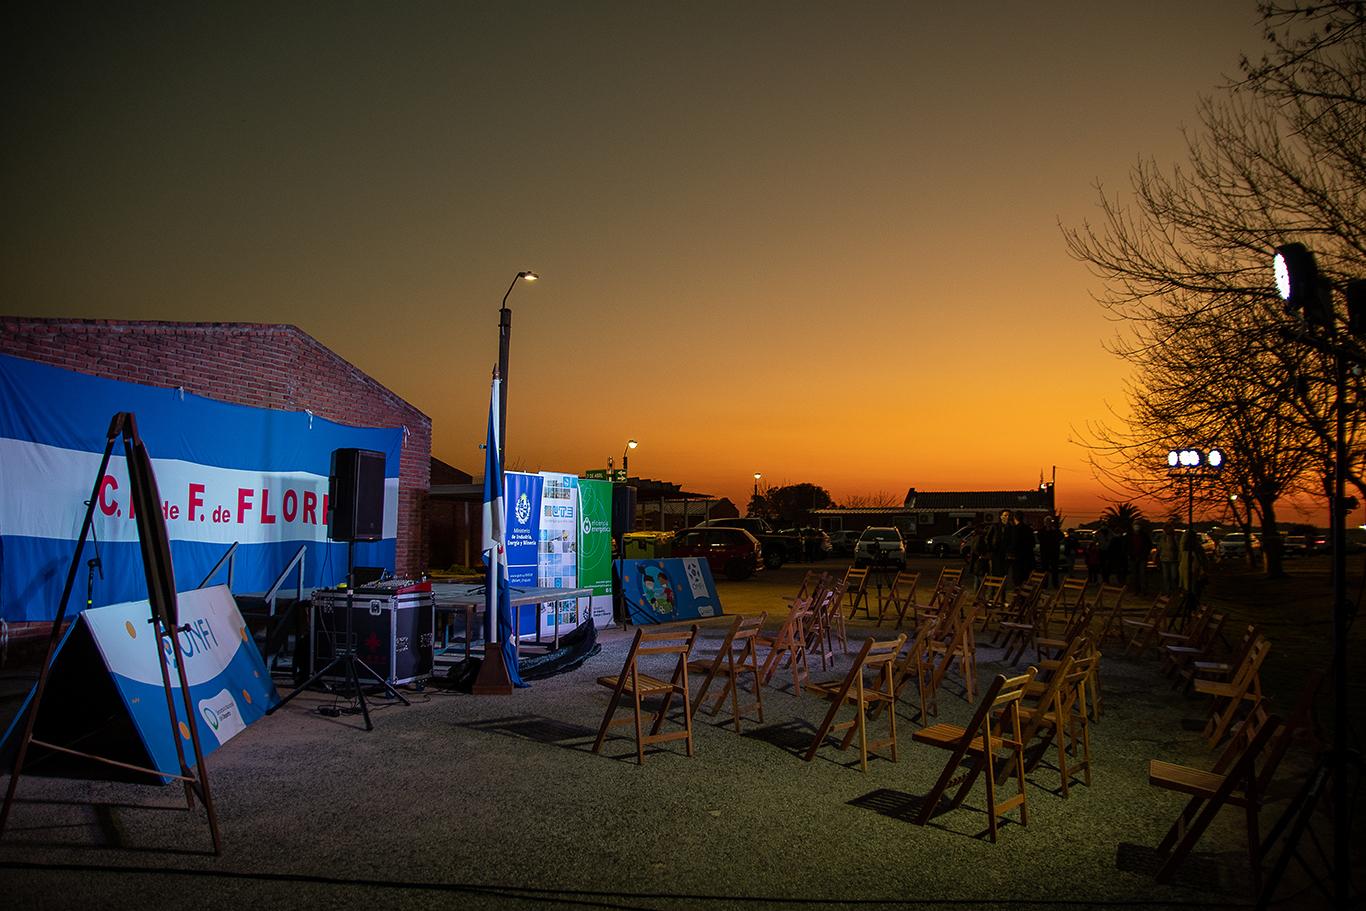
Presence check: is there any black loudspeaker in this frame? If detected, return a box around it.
[611,483,637,538]
[328,448,385,542]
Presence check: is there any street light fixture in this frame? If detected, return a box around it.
[1267,242,1362,905]
[753,472,761,497]
[623,439,637,481]
[496,270,539,463]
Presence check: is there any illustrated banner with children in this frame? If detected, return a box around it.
[621,558,721,624]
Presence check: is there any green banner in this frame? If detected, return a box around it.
[577,477,614,627]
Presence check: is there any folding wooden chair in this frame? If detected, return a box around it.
[928,601,980,704]
[996,585,1045,666]
[758,601,811,694]
[970,574,1008,634]
[1089,583,1129,646]
[593,626,698,764]
[843,567,873,620]
[1015,639,1094,796]
[877,570,921,628]
[1162,612,1231,684]
[1039,577,1088,638]
[913,668,1037,842]
[804,633,907,771]
[1198,634,1271,748]
[892,620,939,723]
[1120,593,1172,657]
[1156,603,1218,676]
[1148,710,1285,892]
[688,613,767,732]
[927,567,963,613]
[1178,623,1258,694]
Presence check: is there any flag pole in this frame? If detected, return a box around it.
[474,371,514,695]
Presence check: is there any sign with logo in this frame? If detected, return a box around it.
[503,471,544,635]
[0,354,401,622]
[576,478,614,627]
[537,472,580,636]
[621,558,721,624]
[0,585,278,783]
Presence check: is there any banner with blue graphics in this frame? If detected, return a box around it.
[537,472,580,636]
[622,558,722,624]
[503,471,543,635]
[0,354,402,622]
[0,585,278,783]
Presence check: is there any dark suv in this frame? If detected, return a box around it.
[671,527,765,580]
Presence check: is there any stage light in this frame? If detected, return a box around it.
[1274,243,1331,327]
[1208,448,1224,469]
[1167,450,1180,468]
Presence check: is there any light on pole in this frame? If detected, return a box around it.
[1267,242,1364,907]
[623,439,637,481]
[753,472,761,497]
[496,270,538,464]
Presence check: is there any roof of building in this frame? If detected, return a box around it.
[904,488,1054,510]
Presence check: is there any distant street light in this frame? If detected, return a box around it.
[623,439,637,481]
[753,472,762,497]
[497,271,539,463]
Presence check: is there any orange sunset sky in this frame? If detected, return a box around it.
[2,2,1287,522]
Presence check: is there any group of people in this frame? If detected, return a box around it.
[962,511,1205,596]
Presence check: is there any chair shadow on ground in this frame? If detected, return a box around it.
[742,718,867,770]
[848,787,1022,843]
[453,714,598,748]
[1114,842,1250,896]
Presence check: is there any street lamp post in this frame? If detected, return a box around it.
[497,270,538,464]
[753,472,761,497]
[623,439,637,482]
[1266,243,1365,909]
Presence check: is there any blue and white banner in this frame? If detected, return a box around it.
[503,470,543,636]
[0,585,278,783]
[537,472,580,636]
[0,354,402,622]
[622,558,722,624]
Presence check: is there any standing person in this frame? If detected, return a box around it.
[986,509,1013,578]
[1094,524,1113,582]
[1106,521,1129,586]
[1084,534,1102,584]
[1037,516,1063,589]
[1158,518,1181,594]
[1010,513,1036,587]
[1129,520,1153,595]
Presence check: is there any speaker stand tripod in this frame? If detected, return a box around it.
[267,542,410,731]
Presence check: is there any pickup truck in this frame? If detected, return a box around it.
[695,517,801,568]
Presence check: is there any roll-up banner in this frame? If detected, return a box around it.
[537,472,580,636]
[0,354,401,622]
[502,470,544,636]
[576,478,614,628]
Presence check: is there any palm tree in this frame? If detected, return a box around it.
[1100,502,1144,529]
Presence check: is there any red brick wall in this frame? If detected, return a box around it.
[0,317,432,576]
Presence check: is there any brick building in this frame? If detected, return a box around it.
[0,317,432,576]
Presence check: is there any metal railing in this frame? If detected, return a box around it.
[196,542,239,590]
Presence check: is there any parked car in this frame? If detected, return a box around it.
[671,526,765,580]
[924,526,973,557]
[853,527,906,569]
[696,517,799,568]
[829,530,861,556]
[1216,532,1261,559]
[780,526,832,561]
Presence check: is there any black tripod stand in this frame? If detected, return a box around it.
[267,542,409,731]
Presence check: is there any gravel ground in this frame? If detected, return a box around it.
[0,561,1351,910]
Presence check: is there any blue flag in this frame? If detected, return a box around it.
[482,376,526,687]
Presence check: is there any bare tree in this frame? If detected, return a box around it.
[1063,3,1365,578]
